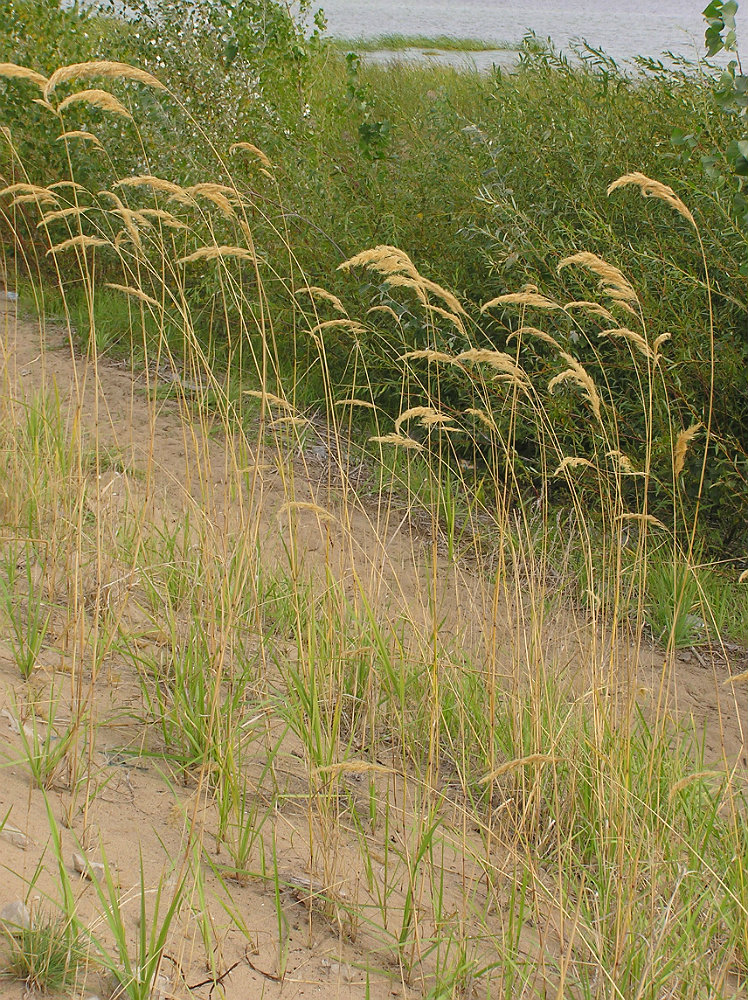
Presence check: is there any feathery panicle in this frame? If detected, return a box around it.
[455,349,526,380]
[400,349,454,363]
[0,63,47,89]
[114,230,133,249]
[188,182,244,203]
[338,245,418,278]
[136,208,187,229]
[1,183,55,199]
[100,191,143,247]
[178,245,255,264]
[367,304,401,323]
[369,433,424,451]
[37,206,90,226]
[32,98,57,113]
[281,501,337,522]
[464,407,498,432]
[47,234,109,254]
[554,456,595,475]
[549,354,602,421]
[673,423,702,478]
[558,251,637,303]
[105,283,160,307]
[653,332,671,353]
[10,193,57,207]
[608,172,695,227]
[115,175,196,205]
[564,300,617,323]
[310,319,367,335]
[335,398,377,409]
[229,141,272,168]
[507,325,561,349]
[619,513,666,529]
[58,89,133,118]
[418,412,454,428]
[384,273,428,306]
[296,286,347,314]
[185,183,239,219]
[56,130,103,147]
[395,406,441,432]
[606,450,641,475]
[419,277,467,316]
[244,390,294,410]
[48,180,86,192]
[481,291,560,312]
[424,303,466,334]
[608,297,640,318]
[44,60,165,99]
[598,327,654,360]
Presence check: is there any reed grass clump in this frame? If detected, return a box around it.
[0,53,746,1000]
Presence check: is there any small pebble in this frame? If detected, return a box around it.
[0,824,31,850]
[72,850,105,882]
[0,899,31,931]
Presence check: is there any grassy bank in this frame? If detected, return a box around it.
[3,0,746,551]
[0,6,747,993]
[330,34,517,52]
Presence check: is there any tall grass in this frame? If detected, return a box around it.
[0,57,746,999]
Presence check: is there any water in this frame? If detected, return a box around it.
[319,0,717,66]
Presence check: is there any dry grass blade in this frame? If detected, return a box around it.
[608,172,696,227]
[58,89,133,119]
[0,63,47,89]
[673,423,702,478]
[44,60,165,99]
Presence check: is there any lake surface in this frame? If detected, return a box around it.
[318,0,717,66]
